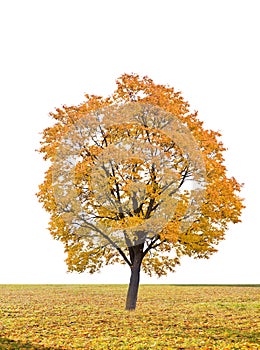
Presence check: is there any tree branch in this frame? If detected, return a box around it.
[142,235,166,256]
[78,218,132,267]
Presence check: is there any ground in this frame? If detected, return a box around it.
[0,284,259,349]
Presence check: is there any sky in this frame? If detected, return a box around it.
[0,0,259,284]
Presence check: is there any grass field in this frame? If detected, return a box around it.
[0,284,259,349]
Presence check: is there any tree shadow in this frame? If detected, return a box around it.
[0,337,56,349]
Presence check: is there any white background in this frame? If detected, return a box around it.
[0,0,259,284]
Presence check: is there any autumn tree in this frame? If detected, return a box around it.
[37,74,244,310]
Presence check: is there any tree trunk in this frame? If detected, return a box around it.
[125,263,141,310]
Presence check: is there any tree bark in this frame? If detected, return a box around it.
[125,243,144,310]
[125,263,141,310]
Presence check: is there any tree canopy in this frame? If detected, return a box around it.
[37,74,244,309]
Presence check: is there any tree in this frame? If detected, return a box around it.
[37,74,244,310]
